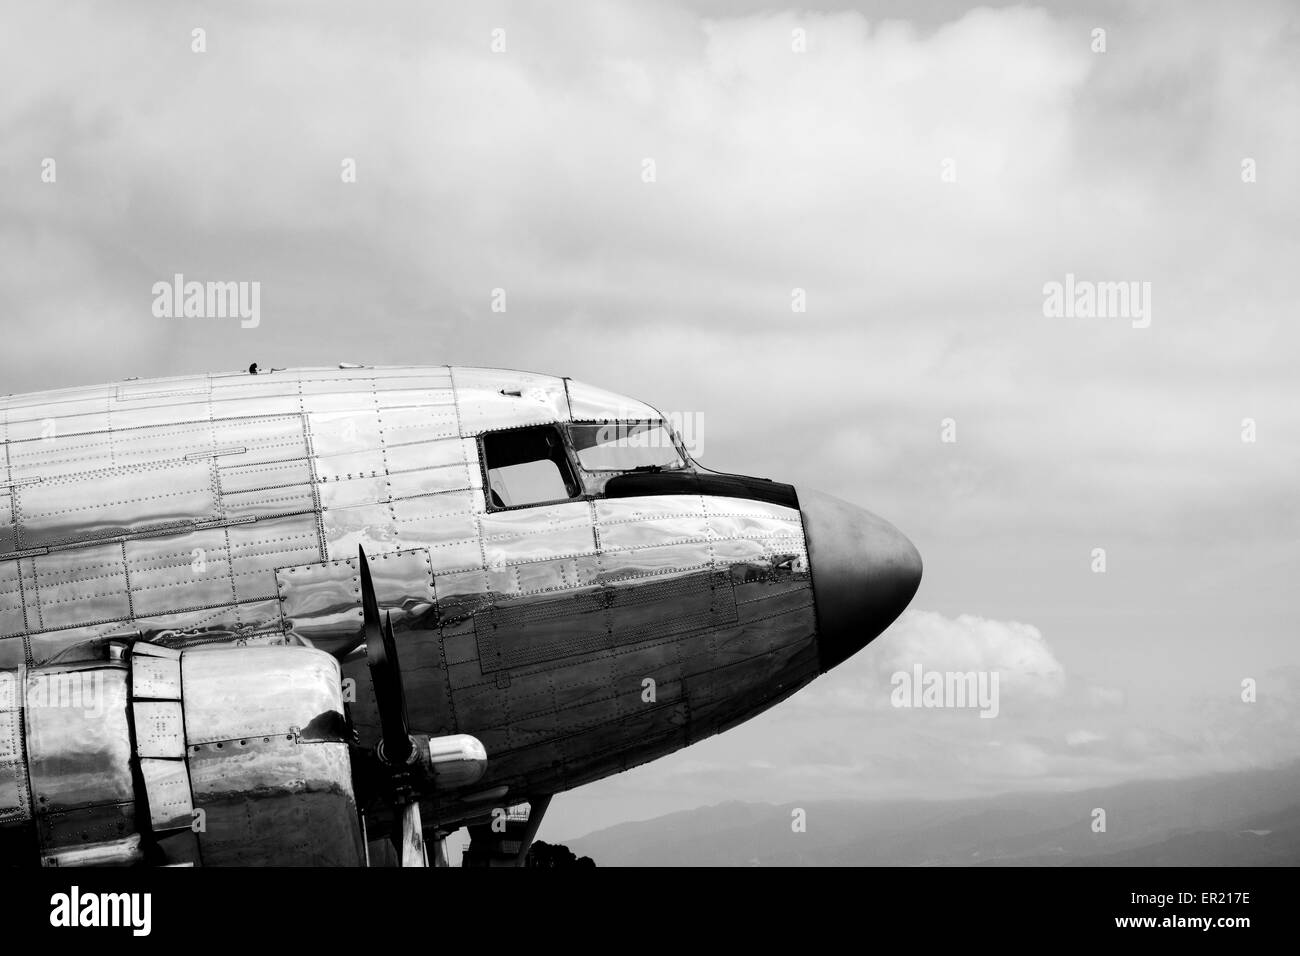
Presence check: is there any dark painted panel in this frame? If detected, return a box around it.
[603,471,798,509]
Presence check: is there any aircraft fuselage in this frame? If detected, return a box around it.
[0,365,921,862]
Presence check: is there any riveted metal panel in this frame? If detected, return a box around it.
[710,535,781,566]
[318,475,388,511]
[300,392,374,416]
[181,647,345,745]
[139,758,194,831]
[37,802,135,850]
[308,409,382,464]
[0,490,15,555]
[561,701,688,779]
[443,630,479,666]
[124,528,233,617]
[595,494,710,552]
[390,484,478,518]
[0,670,30,824]
[475,586,609,673]
[7,419,216,484]
[549,656,617,713]
[206,394,303,420]
[18,560,38,629]
[26,543,130,631]
[315,449,386,484]
[114,379,210,403]
[565,378,662,423]
[218,457,314,495]
[132,655,181,699]
[300,379,374,399]
[210,379,301,401]
[708,605,817,669]
[227,514,322,602]
[26,620,138,668]
[133,701,186,758]
[321,503,398,563]
[4,411,113,444]
[608,568,738,647]
[103,403,210,430]
[187,736,362,866]
[598,540,716,584]
[369,366,453,386]
[384,471,464,505]
[275,558,362,655]
[0,558,22,637]
[210,415,310,465]
[451,367,570,436]
[483,553,601,599]
[25,666,133,812]
[434,568,493,627]
[377,403,459,444]
[706,511,804,544]
[384,437,468,474]
[15,459,219,549]
[479,501,596,567]
[388,500,480,572]
[220,480,316,521]
[226,511,321,562]
[363,548,437,621]
[277,548,435,655]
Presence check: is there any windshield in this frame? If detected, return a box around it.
[568,422,686,472]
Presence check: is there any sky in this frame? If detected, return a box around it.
[1,1,1297,842]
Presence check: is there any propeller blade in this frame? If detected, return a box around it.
[358,547,414,766]
[359,546,383,651]
[398,801,427,867]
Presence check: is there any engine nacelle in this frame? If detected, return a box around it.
[1,643,365,866]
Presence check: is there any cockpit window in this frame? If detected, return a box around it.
[568,422,685,472]
[482,425,580,508]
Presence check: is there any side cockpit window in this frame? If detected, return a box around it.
[481,425,579,509]
[568,422,685,472]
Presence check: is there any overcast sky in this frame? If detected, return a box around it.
[2,0,1297,841]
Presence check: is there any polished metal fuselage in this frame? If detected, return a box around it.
[0,366,818,830]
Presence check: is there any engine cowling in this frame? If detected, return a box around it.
[1,643,365,866]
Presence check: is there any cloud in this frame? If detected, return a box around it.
[1065,729,1105,747]
[878,611,1066,694]
[793,610,1066,715]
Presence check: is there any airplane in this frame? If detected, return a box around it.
[0,364,921,866]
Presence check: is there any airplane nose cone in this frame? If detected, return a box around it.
[798,488,922,672]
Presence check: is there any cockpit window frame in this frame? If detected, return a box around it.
[477,423,584,513]
[566,420,690,474]
[476,419,696,513]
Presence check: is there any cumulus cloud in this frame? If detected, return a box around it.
[793,610,1066,716]
[878,611,1066,694]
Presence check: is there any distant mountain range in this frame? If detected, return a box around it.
[568,763,1300,866]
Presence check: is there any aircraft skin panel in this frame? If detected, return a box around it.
[0,370,494,656]
[431,491,817,803]
[0,549,24,639]
[450,366,570,437]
